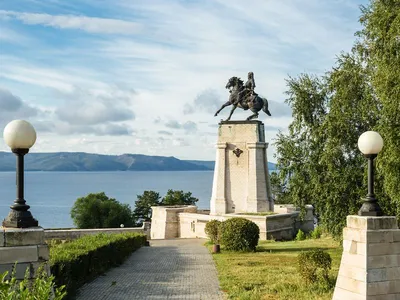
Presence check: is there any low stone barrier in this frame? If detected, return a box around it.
[44,222,151,241]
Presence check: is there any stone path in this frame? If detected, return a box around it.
[76,239,225,300]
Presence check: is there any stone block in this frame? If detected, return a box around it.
[393,231,400,242]
[4,227,45,246]
[347,216,398,230]
[368,242,400,256]
[0,228,4,247]
[367,268,387,282]
[335,275,366,295]
[387,267,400,281]
[341,253,366,268]
[344,227,366,243]
[367,230,395,243]
[338,265,366,282]
[0,262,32,280]
[0,245,38,264]
[332,287,365,300]
[343,240,358,254]
[368,295,396,300]
[37,245,49,261]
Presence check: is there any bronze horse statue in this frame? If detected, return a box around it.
[214,76,271,121]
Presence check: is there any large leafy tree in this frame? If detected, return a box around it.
[71,192,135,229]
[274,0,399,236]
[357,0,400,215]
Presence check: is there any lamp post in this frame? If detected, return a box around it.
[2,120,38,228]
[357,131,384,216]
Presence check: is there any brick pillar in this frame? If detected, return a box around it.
[333,215,400,299]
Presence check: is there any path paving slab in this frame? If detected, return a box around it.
[76,239,225,300]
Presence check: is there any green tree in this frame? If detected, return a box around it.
[133,191,161,224]
[275,74,328,217]
[357,0,400,215]
[71,192,135,228]
[160,189,199,206]
[274,0,400,236]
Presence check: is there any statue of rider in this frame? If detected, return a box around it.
[237,72,257,106]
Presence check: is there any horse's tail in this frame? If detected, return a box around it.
[262,97,271,116]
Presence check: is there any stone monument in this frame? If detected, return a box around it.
[210,120,273,215]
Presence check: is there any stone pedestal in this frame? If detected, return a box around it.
[0,227,50,279]
[210,121,273,215]
[333,216,400,300]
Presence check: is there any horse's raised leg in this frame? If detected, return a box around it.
[225,104,238,121]
[246,112,259,121]
[214,101,231,117]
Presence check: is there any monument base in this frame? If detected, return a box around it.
[333,216,400,299]
[0,227,50,279]
[210,121,273,215]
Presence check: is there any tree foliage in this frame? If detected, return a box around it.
[160,189,199,206]
[133,190,161,223]
[274,0,400,237]
[133,189,199,223]
[71,192,135,229]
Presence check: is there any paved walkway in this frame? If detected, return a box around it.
[76,239,225,300]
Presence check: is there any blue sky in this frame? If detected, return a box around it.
[0,0,368,161]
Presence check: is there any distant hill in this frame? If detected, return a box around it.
[0,152,276,172]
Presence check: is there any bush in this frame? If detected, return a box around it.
[50,232,146,298]
[310,226,323,239]
[295,229,307,241]
[297,249,332,284]
[0,264,66,300]
[205,220,222,244]
[220,218,259,252]
[71,192,135,228]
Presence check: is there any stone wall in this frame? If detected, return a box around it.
[0,227,50,280]
[152,205,314,241]
[44,222,151,241]
[151,206,197,239]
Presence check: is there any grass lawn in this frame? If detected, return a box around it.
[210,237,342,300]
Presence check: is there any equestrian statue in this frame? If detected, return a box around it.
[214,72,271,121]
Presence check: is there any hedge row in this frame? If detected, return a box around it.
[50,232,146,299]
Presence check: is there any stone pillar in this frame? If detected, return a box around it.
[210,142,227,215]
[246,142,269,212]
[0,227,50,280]
[210,121,273,215]
[333,215,400,299]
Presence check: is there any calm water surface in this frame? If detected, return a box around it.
[0,171,214,228]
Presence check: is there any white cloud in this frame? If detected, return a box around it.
[0,0,368,160]
[0,10,142,35]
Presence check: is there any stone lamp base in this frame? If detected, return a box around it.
[0,226,50,279]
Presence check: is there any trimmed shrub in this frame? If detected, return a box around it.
[297,249,332,283]
[205,220,222,244]
[310,226,323,239]
[0,265,66,300]
[50,232,146,299]
[295,229,306,241]
[220,218,259,252]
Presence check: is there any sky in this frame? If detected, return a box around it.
[0,0,368,161]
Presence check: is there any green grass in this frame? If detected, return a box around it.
[236,212,277,216]
[210,237,342,300]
